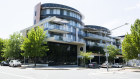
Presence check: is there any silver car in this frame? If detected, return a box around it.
[9,60,21,67]
[112,63,123,68]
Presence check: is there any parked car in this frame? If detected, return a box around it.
[9,60,21,67]
[112,63,123,68]
[1,61,9,66]
[101,62,112,68]
[88,62,99,68]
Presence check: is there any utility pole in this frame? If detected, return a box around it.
[99,52,100,65]
[105,23,128,72]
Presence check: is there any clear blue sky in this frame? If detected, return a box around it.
[0,0,140,39]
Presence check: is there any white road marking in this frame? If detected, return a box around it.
[0,71,35,79]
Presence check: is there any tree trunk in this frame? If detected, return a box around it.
[34,57,37,67]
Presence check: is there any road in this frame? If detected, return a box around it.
[0,66,140,79]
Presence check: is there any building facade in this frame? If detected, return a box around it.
[21,3,121,65]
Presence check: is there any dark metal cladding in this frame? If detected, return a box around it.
[41,3,79,12]
[40,3,83,25]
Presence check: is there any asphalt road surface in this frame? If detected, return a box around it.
[0,66,140,79]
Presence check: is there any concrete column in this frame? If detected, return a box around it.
[76,28,79,42]
[77,44,86,65]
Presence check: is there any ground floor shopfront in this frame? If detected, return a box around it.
[25,42,123,66]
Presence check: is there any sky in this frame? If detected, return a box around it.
[0,0,140,39]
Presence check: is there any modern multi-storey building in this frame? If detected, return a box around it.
[21,2,121,65]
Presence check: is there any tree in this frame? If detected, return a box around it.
[0,38,3,52]
[21,26,49,66]
[107,45,120,63]
[2,33,22,59]
[122,19,140,60]
[80,51,93,66]
[86,45,105,54]
[0,38,4,61]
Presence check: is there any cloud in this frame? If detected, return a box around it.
[125,2,140,11]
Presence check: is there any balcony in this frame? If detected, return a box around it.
[48,25,70,34]
[47,35,85,45]
[47,36,67,43]
[84,33,111,41]
[86,41,111,47]
[86,41,96,46]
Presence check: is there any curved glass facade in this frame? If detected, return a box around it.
[38,3,84,43]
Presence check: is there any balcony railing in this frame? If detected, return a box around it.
[48,25,70,33]
[85,33,112,41]
[86,41,112,47]
[47,35,85,44]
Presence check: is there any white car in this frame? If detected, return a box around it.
[101,62,112,68]
[9,60,21,67]
[112,63,123,68]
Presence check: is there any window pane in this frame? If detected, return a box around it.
[46,9,50,14]
[53,9,56,14]
[56,9,60,14]
[64,10,67,15]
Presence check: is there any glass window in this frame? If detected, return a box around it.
[46,9,50,14]
[34,20,36,24]
[71,35,73,40]
[73,21,76,26]
[53,9,60,14]
[67,11,70,16]
[50,9,53,14]
[53,9,57,14]
[35,11,36,16]
[56,9,60,14]
[41,9,46,15]
[73,28,76,33]
[64,10,67,15]
[68,34,71,38]
[73,36,76,41]
[71,27,73,32]
[69,20,72,25]
[73,13,76,18]
[70,12,73,17]
[77,23,80,27]
[68,26,71,32]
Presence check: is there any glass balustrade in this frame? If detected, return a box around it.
[49,25,69,32]
[86,33,112,41]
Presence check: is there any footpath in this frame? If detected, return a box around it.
[20,64,126,71]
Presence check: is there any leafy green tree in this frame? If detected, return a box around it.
[21,26,49,66]
[107,45,120,63]
[2,33,22,59]
[122,19,140,60]
[0,38,4,61]
[80,52,93,66]
[86,45,105,54]
[0,38,3,52]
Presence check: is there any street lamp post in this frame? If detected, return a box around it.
[99,52,100,65]
[104,32,109,71]
[104,23,128,72]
